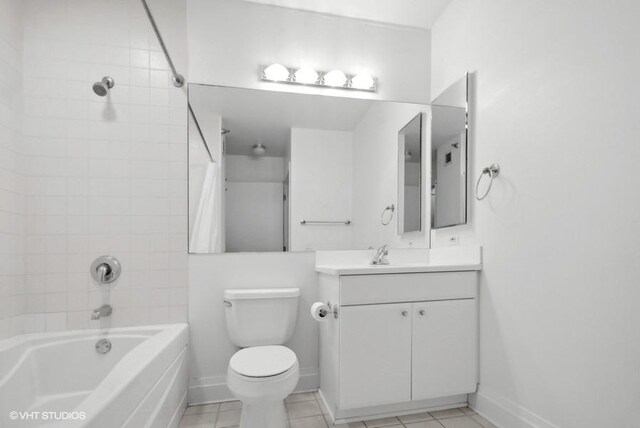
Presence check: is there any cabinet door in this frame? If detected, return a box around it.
[412,299,477,401]
[339,303,412,409]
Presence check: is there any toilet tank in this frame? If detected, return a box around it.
[224,288,300,347]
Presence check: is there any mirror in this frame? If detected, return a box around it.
[430,74,468,229]
[188,84,429,253]
[397,113,423,234]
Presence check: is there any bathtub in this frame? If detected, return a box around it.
[0,324,188,428]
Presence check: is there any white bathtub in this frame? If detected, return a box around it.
[0,324,188,428]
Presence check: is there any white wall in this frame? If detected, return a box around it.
[225,182,283,253]
[352,103,430,249]
[19,0,189,332]
[225,155,285,183]
[290,128,353,251]
[431,1,640,427]
[188,0,430,104]
[0,0,24,339]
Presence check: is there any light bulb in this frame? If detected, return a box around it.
[351,73,375,90]
[323,70,347,87]
[252,144,266,156]
[263,64,290,82]
[294,67,319,84]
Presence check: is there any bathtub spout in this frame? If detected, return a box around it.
[92,304,112,320]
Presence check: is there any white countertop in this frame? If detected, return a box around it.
[315,263,482,275]
[314,246,482,275]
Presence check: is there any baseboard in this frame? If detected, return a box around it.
[470,386,559,428]
[187,367,319,405]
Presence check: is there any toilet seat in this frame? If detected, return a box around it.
[229,345,297,378]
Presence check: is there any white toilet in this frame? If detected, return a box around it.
[224,288,300,428]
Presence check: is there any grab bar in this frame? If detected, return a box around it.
[300,220,351,225]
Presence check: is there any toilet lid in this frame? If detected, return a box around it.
[230,346,297,378]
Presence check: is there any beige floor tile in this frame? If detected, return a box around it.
[438,416,484,428]
[287,392,318,403]
[430,408,466,419]
[179,412,217,428]
[405,422,444,428]
[289,415,329,428]
[399,412,435,423]
[287,400,323,418]
[363,416,402,427]
[470,415,497,428]
[216,409,242,427]
[184,403,220,415]
[219,401,242,411]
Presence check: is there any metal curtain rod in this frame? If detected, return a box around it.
[188,103,215,163]
[140,0,185,87]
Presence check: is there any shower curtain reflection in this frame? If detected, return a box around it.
[189,162,222,253]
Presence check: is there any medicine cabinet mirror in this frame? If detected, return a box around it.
[430,73,468,229]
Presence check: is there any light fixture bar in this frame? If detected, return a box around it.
[260,64,377,92]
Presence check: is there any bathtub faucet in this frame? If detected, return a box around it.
[91,304,112,320]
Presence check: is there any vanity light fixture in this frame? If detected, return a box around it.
[252,143,266,156]
[351,73,376,90]
[260,64,376,92]
[323,69,347,87]
[294,66,319,84]
[263,64,290,82]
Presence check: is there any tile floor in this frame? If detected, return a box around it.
[178,392,497,428]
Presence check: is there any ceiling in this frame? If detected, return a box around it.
[241,0,452,29]
[189,85,376,157]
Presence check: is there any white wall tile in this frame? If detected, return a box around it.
[10,0,189,335]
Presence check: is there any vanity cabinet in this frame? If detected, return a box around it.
[317,270,479,423]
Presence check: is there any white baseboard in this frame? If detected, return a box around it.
[470,386,558,428]
[187,367,319,405]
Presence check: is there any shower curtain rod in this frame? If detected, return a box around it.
[140,0,185,87]
[188,104,215,163]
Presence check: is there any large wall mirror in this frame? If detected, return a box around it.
[430,74,468,229]
[187,85,432,254]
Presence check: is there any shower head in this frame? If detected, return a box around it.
[92,77,114,97]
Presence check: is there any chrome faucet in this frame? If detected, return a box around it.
[371,244,390,265]
[91,304,112,320]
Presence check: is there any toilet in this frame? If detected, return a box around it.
[224,288,301,428]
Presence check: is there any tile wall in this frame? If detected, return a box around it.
[17,0,189,332]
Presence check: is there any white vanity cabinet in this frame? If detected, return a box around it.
[317,269,479,423]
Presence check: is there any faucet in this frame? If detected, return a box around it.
[96,263,110,284]
[371,244,390,265]
[91,304,112,320]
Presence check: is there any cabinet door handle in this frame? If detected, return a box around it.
[419,309,425,316]
[401,310,408,317]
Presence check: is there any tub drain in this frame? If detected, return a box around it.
[95,338,112,354]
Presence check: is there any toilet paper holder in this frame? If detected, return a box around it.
[319,302,339,319]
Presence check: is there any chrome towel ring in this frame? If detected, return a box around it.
[475,164,500,201]
[381,204,395,225]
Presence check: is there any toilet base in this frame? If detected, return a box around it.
[240,400,287,428]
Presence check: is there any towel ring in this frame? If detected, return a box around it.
[475,164,500,201]
[381,204,395,226]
